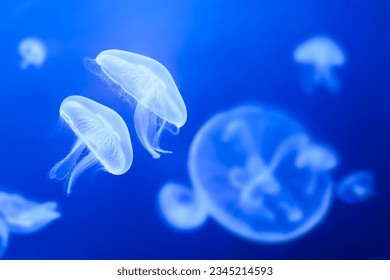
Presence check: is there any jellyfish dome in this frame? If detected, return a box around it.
[18,37,47,69]
[337,170,375,204]
[0,191,60,234]
[188,105,335,243]
[294,36,345,92]
[87,49,187,158]
[158,182,208,231]
[50,95,133,194]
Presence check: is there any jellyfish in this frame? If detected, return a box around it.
[0,191,60,234]
[188,105,334,243]
[337,170,375,204]
[85,49,187,158]
[18,37,47,69]
[158,182,207,231]
[0,219,8,258]
[294,36,345,92]
[49,95,133,194]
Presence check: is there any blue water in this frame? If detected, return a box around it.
[0,0,389,259]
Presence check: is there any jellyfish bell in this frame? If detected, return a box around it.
[158,182,207,231]
[188,105,334,243]
[49,95,133,194]
[337,170,375,204]
[18,37,47,69]
[0,192,60,234]
[294,36,345,92]
[86,49,187,159]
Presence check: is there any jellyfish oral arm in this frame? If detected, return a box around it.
[49,139,86,181]
[134,104,171,158]
[66,152,99,195]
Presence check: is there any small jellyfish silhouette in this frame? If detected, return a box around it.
[158,182,207,231]
[294,36,345,92]
[188,105,335,243]
[18,37,47,69]
[86,49,187,158]
[50,95,133,194]
[0,191,60,234]
[337,170,375,204]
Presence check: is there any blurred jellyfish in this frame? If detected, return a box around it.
[50,95,133,194]
[158,182,207,231]
[18,37,47,69]
[0,191,60,234]
[86,49,187,158]
[337,170,375,204]
[294,36,345,92]
[188,105,336,243]
[0,219,8,258]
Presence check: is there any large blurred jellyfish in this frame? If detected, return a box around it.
[18,37,47,69]
[50,95,133,194]
[158,182,207,231]
[0,191,60,258]
[337,170,375,204]
[86,49,187,158]
[0,192,60,234]
[294,36,345,92]
[188,105,338,243]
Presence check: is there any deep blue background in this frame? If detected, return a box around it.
[0,0,389,259]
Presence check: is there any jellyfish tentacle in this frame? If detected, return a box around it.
[153,120,172,154]
[134,103,168,158]
[65,153,98,195]
[49,139,86,180]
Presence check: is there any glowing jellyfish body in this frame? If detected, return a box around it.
[0,191,60,258]
[294,36,345,92]
[18,37,47,69]
[337,171,375,204]
[87,49,187,158]
[0,192,60,234]
[188,106,336,243]
[158,183,207,231]
[50,95,133,194]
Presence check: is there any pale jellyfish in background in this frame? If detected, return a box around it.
[294,36,345,92]
[49,95,133,195]
[0,191,60,258]
[158,183,207,231]
[85,49,187,158]
[18,37,47,69]
[0,219,8,258]
[337,170,375,204]
[0,192,60,234]
[188,105,335,243]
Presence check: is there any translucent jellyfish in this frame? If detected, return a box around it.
[294,36,345,92]
[18,37,47,69]
[158,182,207,231]
[337,170,375,204]
[0,191,60,234]
[50,95,133,194]
[0,219,8,258]
[188,105,335,243]
[86,49,187,158]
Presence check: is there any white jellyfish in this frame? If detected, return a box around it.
[0,192,60,234]
[294,36,345,92]
[18,37,47,69]
[49,95,133,194]
[86,49,187,158]
[158,182,207,231]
